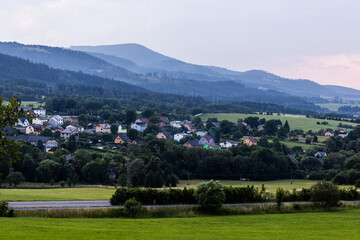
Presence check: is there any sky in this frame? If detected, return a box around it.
[1,0,360,89]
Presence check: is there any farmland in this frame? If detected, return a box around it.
[316,103,360,112]
[199,113,358,131]
[1,209,360,240]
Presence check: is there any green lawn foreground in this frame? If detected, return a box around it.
[1,209,360,240]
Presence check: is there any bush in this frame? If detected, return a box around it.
[124,198,143,217]
[356,179,360,188]
[310,181,340,210]
[194,180,225,211]
[275,188,285,211]
[59,181,66,188]
[0,201,14,217]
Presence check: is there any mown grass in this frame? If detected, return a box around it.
[199,113,358,131]
[2,208,360,239]
[0,187,115,202]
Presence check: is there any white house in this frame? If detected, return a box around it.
[324,131,334,137]
[32,117,48,125]
[33,107,46,116]
[17,118,30,127]
[61,126,79,139]
[174,133,191,142]
[170,121,182,128]
[95,124,111,133]
[220,140,238,149]
[131,119,148,132]
[195,131,207,137]
[49,115,63,126]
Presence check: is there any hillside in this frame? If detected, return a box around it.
[71,43,360,100]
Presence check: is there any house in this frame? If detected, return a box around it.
[131,118,148,132]
[183,140,200,148]
[63,116,79,123]
[174,133,191,142]
[324,131,334,137]
[118,124,127,134]
[131,139,144,145]
[33,107,46,116]
[315,152,327,160]
[60,126,79,140]
[170,121,182,128]
[338,131,348,138]
[17,118,30,127]
[26,124,44,135]
[195,131,207,137]
[68,124,84,133]
[183,122,196,133]
[258,125,265,131]
[84,129,95,134]
[246,125,253,131]
[45,124,63,133]
[114,133,130,144]
[95,124,111,133]
[156,122,166,128]
[32,117,48,125]
[49,115,63,126]
[220,140,238,149]
[156,130,171,139]
[159,116,169,123]
[198,135,215,145]
[243,137,257,146]
[9,135,58,152]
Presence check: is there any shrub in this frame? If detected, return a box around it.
[124,198,143,217]
[356,179,360,188]
[275,188,285,211]
[0,201,14,217]
[59,181,66,188]
[194,180,225,211]
[310,181,340,210]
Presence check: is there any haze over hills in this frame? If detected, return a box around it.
[0,41,358,112]
[71,44,360,100]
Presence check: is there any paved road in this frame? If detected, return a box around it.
[8,200,360,211]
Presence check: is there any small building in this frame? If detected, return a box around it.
[49,115,64,126]
[324,131,334,137]
[220,140,238,149]
[183,122,196,133]
[95,124,111,134]
[118,124,127,134]
[183,140,200,148]
[195,131,207,137]
[60,126,79,140]
[159,116,169,123]
[131,139,144,145]
[156,130,171,139]
[9,135,58,152]
[174,133,191,142]
[45,124,63,133]
[68,124,84,133]
[32,117,48,125]
[63,116,79,123]
[114,133,130,144]
[131,118,149,132]
[243,137,257,146]
[170,121,182,128]
[315,152,327,160]
[26,124,44,135]
[198,135,215,145]
[203,143,221,150]
[17,118,30,127]
[33,107,46,116]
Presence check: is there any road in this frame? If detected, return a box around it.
[9,200,360,210]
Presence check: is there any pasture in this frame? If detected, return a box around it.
[1,209,360,239]
[199,113,358,131]
[316,103,360,112]
[3,100,44,108]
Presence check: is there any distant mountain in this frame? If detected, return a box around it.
[0,42,143,85]
[71,43,360,100]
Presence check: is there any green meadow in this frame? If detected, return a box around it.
[199,113,358,131]
[1,209,360,240]
[316,103,360,112]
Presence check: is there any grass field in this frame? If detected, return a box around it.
[0,187,115,202]
[199,113,358,131]
[0,180,354,201]
[1,209,360,239]
[3,100,44,108]
[316,103,360,112]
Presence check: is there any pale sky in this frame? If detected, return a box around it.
[1,0,360,89]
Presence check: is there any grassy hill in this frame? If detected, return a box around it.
[199,113,358,131]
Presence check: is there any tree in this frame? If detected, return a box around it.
[0,97,32,163]
[6,171,25,187]
[127,128,139,140]
[141,109,154,119]
[111,124,118,135]
[65,134,78,153]
[40,128,53,137]
[125,110,137,125]
[194,180,225,211]
[275,187,285,211]
[310,181,340,209]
